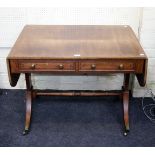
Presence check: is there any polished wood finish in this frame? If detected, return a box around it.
[7,25,148,135]
[7,25,147,86]
[8,59,145,74]
[79,60,135,72]
[19,60,76,72]
[122,74,130,135]
[23,73,33,135]
[8,25,147,59]
[35,91,122,96]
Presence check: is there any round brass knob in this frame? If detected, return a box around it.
[91,64,96,70]
[31,64,36,69]
[119,64,124,70]
[59,64,64,69]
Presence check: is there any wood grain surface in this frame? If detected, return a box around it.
[8,25,147,59]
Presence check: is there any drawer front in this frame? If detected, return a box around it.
[79,60,135,72]
[18,60,76,72]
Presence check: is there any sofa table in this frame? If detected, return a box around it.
[7,25,147,136]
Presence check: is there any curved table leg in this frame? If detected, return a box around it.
[23,73,33,135]
[122,73,130,136]
[23,91,32,135]
[123,91,129,136]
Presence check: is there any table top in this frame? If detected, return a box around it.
[8,25,147,60]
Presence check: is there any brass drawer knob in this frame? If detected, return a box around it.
[31,64,36,69]
[59,64,64,69]
[91,64,96,70]
[119,64,124,70]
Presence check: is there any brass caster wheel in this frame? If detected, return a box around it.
[123,130,129,136]
[23,129,29,135]
[124,132,128,136]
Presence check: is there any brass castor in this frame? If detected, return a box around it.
[124,132,128,136]
[123,130,129,136]
[23,129,29,135]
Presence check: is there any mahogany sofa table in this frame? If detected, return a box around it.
[7,25,147,136]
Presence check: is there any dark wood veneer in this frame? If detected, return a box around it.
[7,25,148,135]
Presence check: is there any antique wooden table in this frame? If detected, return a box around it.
[7,25,147,136]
